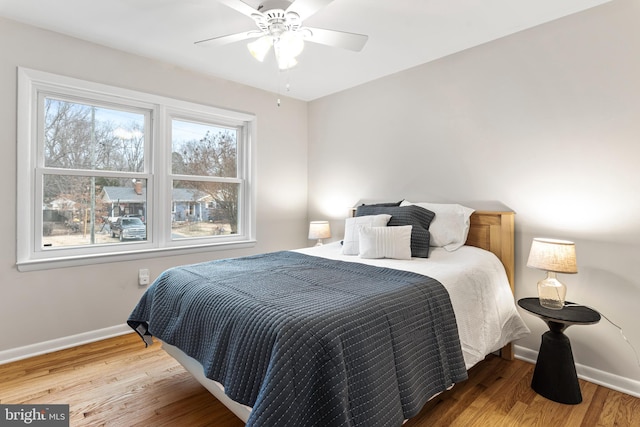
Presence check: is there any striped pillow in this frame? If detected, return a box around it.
[358,225,412,260]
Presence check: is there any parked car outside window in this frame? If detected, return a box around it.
[111,217,147,241]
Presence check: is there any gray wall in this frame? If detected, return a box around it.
[308,0,640,395]
[0,18,308,355]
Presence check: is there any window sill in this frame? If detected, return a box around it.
[16,240,257,272]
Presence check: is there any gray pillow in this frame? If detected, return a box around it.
[354,204,435,257]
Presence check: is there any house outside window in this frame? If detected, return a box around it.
[17,68,256,271]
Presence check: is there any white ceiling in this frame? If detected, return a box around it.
[0,0,610,101]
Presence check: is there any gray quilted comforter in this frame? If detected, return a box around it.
[128,251,467,427]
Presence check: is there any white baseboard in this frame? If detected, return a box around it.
[0,324,133,365]
[514,345,640,398]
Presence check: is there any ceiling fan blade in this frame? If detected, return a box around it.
[194,31,260,46]
[287,0,334,21]
[217,0,262,19]
[304,27,368,52]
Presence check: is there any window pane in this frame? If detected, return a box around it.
[172,120,237,177]
[171,180,239,239]
[44,97,145,172]
[42,175,147,248]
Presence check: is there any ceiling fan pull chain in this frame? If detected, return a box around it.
[276,67,293,107]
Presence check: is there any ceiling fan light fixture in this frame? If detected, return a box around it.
[197,0,369,72]
[247,35,273,62]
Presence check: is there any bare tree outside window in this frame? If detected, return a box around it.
[44,98,144,172]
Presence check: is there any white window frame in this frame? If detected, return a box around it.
[17,68,256,271]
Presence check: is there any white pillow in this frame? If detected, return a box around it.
[400,200,474,251]
[358,225,412,260]
[342,214,392,255]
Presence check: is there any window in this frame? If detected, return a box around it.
[170,118,242,239]
[17,68,256,271]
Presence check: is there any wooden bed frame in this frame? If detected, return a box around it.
[163,208,517,423]
[465,210,515,360]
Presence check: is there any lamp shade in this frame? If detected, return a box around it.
[308,221,331,240]
[248,36,273,62]
[527,238,577,273]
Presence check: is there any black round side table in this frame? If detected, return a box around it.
[518,297,600,404]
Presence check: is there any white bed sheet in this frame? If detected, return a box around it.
[295,242,530,369]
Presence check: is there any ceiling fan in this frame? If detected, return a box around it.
[195,0,368,70]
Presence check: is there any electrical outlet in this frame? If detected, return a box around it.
[138,268,150,286]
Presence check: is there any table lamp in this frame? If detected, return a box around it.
[308,221,331,246]
[526,238,578,310]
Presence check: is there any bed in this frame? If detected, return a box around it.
[128,204,529,426]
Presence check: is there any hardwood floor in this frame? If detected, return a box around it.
[1,333,638,426]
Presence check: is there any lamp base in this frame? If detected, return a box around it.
[539,297,564,310]
[537,271,566,310]
[314,239,324,246]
